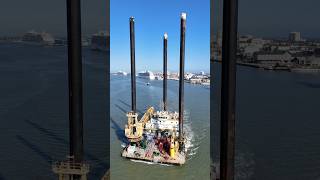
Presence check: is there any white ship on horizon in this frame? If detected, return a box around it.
[22,30,55,45]
[116,71,128,76]
[138,70,155,80]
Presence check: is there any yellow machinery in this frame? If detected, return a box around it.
[170,136,175,158]
[124,107,154,142]
[139,107,154,125]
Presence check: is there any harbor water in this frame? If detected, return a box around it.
[110,75,210,179]
[2,42,320,179]
[0,43,109,179]
[212,62,320,180]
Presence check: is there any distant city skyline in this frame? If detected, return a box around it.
[0,0,108,37]
[110,69,209,74]
[0,0,319,38]
[211,0,320,39]
[239,0,320,38]
[111,0,210,72]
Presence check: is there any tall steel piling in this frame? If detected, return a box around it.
[130,17,137,113]
[163,33,168,111]
[179,13,186,143]
[67,0,83,163]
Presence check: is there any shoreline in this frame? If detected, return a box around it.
[111,74,211,86]
[214,60,320,73]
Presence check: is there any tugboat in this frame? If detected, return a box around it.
[121,13,188,165]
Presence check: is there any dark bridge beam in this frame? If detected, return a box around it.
[220,0,238,179]
[66,0,83,163]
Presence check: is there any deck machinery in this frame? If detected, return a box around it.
[121,13,187,165]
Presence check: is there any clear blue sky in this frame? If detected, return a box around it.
[110,0,210,73]
[1,0,319,39]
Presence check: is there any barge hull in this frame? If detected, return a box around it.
[122,150,185,166]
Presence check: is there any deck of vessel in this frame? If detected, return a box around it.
[121,140,186,165]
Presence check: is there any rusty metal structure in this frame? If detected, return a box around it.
[52,156,89,180]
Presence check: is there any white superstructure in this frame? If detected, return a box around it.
[22,31,55,45]
[116,71,128,76]
[138,70,155,80]
[145,111,179,131]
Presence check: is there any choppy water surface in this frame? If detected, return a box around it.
[0,43,108,179]
[212,62,320,180]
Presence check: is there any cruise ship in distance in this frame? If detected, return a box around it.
[22,30,55,45]
[91,31,109,51]
[116,71,128,76]
[138,70,155,80]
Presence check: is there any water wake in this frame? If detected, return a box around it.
[130,159,173,166]
[121,110,205,165]
[184,110,199,160]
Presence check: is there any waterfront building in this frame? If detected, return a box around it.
[189,78,202,84]
[243,45,262,57]
[238,35,266,59]
[307,55,320,66]
[290,51,313,65]
[91,31,109,51]
[238,35,253,43]
[254,51,292,64]
[22,31,55,45]
[277,45,291,51]
[250,38,266,45]
[289,32,301,42]
[168,72,179,80]
[185,73,194,80]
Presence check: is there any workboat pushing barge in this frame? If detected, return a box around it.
[121,13,188,165]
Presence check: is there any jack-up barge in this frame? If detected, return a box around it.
[121,13,188,165]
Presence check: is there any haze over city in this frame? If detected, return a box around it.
[212,0,320,39]
[0,0,108,37]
